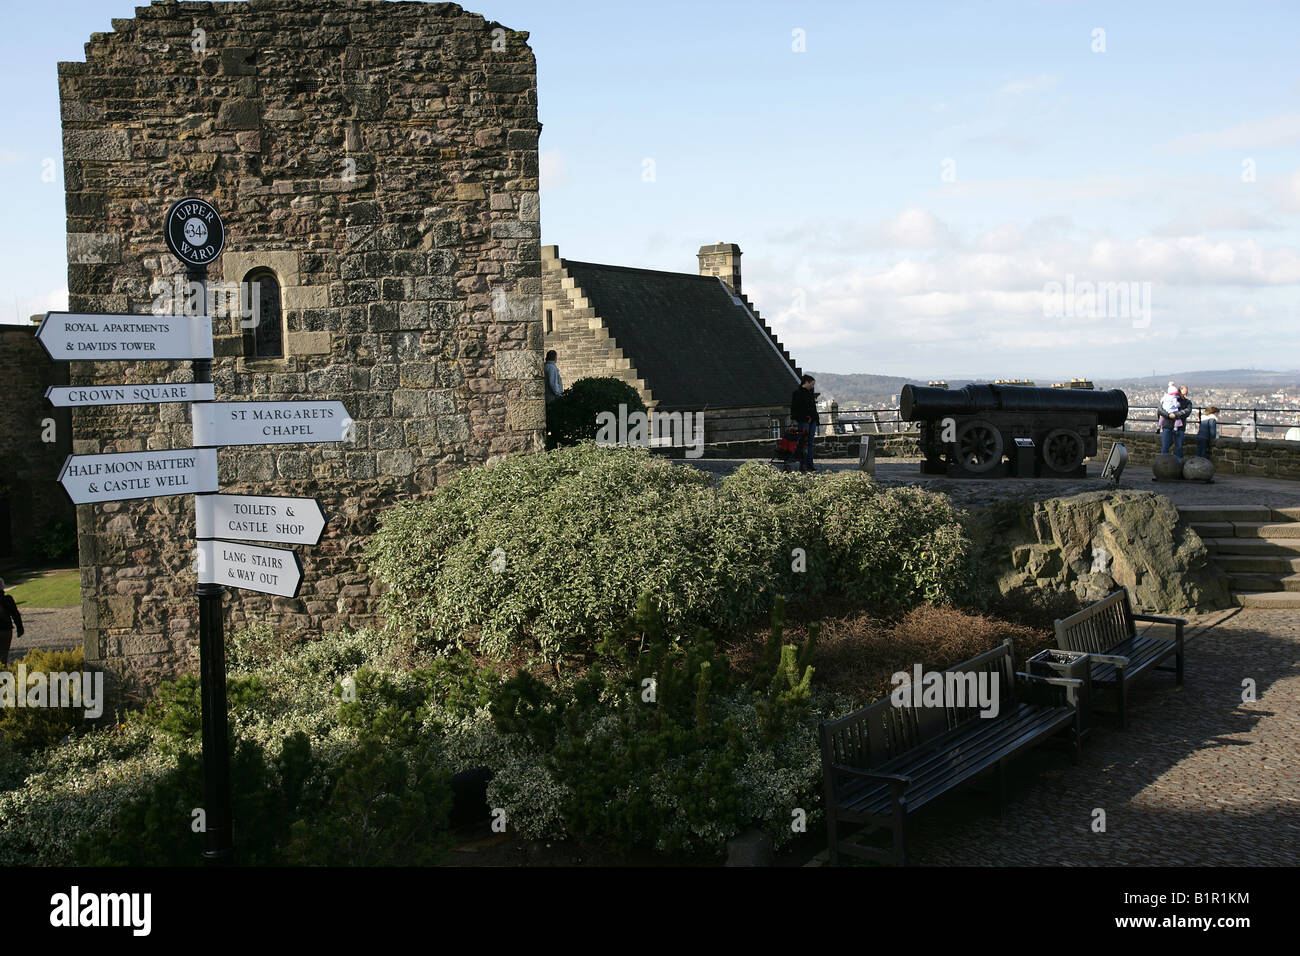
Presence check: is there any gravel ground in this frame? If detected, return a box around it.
[819,608,1300,866]
[5,606,83,663]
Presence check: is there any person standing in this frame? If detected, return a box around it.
[1196,404,1219,459]
[790,375,819,473]
[544,350,563,404]
[1158,383,1180,455]
[0,578,22,665]
[1173,385,1193,459]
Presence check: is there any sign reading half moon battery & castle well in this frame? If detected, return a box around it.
[164,196,226,268]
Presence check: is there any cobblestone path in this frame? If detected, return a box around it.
[891,609,1299,865]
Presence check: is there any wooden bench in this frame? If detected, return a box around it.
[818,640,1083,866]
[1054,588,1186,730]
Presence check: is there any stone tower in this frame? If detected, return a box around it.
[697,242,741,295]
[57,0,544,687]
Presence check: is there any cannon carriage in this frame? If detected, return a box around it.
[899,383,1129,478]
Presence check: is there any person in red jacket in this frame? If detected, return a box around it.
[790,375,819,473]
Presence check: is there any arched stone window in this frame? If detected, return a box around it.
[242,268,283,359]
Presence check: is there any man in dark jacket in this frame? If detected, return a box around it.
[0,578,22,665]
[790,375,819,473]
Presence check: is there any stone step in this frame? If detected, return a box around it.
[1233,590,1300,608]
[1176,505,1274,523]
[1211,554,1300,573]
[1229,573,1300,592]
[1189,521,1234,538]
[1274,507,1300,522]
[1233,522,1300,538]
[1203,536,1300,555]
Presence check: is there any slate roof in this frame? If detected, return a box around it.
[560,259,801,410]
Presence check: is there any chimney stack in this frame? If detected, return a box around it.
[697,242,741,295]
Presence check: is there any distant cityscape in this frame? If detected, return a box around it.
[814,371,1300,440]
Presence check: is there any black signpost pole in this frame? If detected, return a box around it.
[166,197,235,866]
[190,262,234,866]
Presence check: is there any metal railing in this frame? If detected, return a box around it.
[1119,405,1300,441]
[637,402,1300,445]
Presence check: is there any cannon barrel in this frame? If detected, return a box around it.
[900,383,1128,427]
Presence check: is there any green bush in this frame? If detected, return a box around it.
[546,376,647,449]
[0,628,469,866]
[0,649,101,755]
[31,519,77,562]
[369,446,972,664]
[484,596,826,856]
[75,729,453,867]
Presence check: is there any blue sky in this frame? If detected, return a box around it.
[3,0,1299,379]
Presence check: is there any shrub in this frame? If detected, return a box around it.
[986,585,1087,633]
[546,376,647,449]
[0,649,101,755]
[484,596,825,856]
[369,446,973,665]
[0,627,470,866]
[810,474,972,609]
[31,519,77,563]
[799,605,1051,705]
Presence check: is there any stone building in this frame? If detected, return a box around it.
[58,0,543,685]
[541,242,802,441]
[0,321,75,563]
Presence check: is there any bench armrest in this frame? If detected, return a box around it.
[828,764,913,787]
[1090,653,1130,669]
[1132,612,1187,627]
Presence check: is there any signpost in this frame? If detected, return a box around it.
[192,401,353,447]
[47,197,347,866]
[197,539,303,598]
[57,448,218,505]
[196,494,327,546]
[35,312,213,361]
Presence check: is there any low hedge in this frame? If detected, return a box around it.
[368,444,973,664]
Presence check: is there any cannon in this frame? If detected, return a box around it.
[899,383,1129,478]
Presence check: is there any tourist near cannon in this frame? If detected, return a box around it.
[900,382,1129,478]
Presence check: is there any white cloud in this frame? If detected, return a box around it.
[878,207,953,248]
[9,287,68,324]
[1159,113,1300,153]
[746,220,1300,377]
[1279,168,1300,211]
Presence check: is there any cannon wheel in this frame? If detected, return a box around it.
[1042,428,1085,474]
[951,419,1004,473]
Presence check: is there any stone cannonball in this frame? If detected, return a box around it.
[1183,456,1215,481]
[1152,454,1184,480]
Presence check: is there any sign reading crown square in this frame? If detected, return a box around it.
[164,196,225,268]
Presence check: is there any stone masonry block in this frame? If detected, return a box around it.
[63,129,130,161]
[495,349,540,380]
[67,233,121,264]
[287,331,332,355]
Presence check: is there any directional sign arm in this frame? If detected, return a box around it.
[196,494,326,546]
[198,539,303,598]
[36,312,214,362]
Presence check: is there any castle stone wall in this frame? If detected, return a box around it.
[0,325,74,563]
[58,0,544,686]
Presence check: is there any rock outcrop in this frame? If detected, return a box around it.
[967,490,1232,614]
